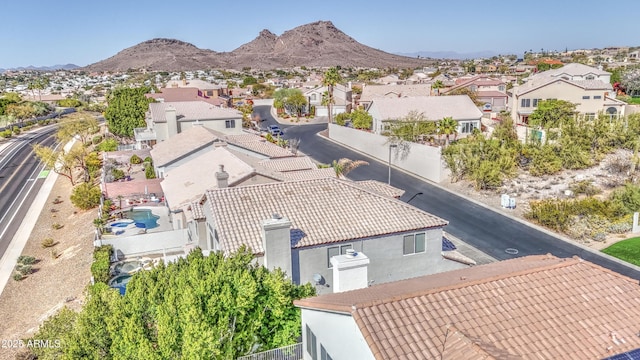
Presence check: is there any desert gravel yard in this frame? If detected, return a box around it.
[0,175,95,360]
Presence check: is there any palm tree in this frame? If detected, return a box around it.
[322,67,342,123]
[438,117,458,146]
[332,158,369,178]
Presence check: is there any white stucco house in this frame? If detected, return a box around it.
[367,95,483,136]
[134,100,243,149]
[186,177,470,295]
[509,63,625,124]
[303,83,352,117]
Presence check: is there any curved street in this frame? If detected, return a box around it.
[254,104,640,279]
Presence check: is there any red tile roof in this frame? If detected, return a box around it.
[295,255,640,359]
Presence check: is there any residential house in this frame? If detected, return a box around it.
[146,87,230,107]
[358,84,432,111]
[510,63,625,124]
[165,78,230,99]
[189,177,468,295]
[441,75,508,111]
[303,83,352,117]
[134,101,243,149]
[368,95,483,136]
[295,254,640,360]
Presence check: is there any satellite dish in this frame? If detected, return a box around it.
[312,273,323,284]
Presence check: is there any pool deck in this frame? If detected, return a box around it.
[102,206,172,239]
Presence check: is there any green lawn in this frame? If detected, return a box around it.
[601,236,640,266]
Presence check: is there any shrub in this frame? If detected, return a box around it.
[129,154,142,164]
[610,184,640,213]
[18,255,36,265]
[50,249,59,259]
[0,129,12,138]
[111,168,125,181]
[13,273,24,281]
[17,265,32,275]
[70,182,101,210]
[52,223,63,230]
[53,196,63,204]
[96,138,118,152]
[12,126,20,135]
[143,156,153,165]
[334,112,350,126]
[569,180,601,196]
[92,135,103,145]
[91,245,113,284]
[145,164,156,179]
[41,238,55,248]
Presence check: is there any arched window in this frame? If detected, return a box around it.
[606,107,617,115]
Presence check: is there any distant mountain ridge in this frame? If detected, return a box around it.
[0,64,79,72]
[83,21,432,72]
[397,50,500,60]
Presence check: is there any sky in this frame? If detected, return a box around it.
[2,0,639,69]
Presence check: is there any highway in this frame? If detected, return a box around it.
[254,104,640,279]
[0,126,57,260]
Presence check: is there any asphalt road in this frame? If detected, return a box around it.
[254,105,640,279]
[0,126,57,260]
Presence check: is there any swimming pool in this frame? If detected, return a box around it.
[125,209,160,229]
[109,219,134,228]
[108,274,132,295]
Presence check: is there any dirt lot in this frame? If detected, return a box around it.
[0,175,95,360]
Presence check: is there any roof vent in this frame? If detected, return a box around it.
[272,213,282,219]
[345,248,356,257]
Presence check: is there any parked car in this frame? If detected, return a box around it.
[267,125,283,136]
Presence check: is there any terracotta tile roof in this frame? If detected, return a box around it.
[149,125,219,167]
[187,201,205,221]
[371,95,483,121]
[148,101,240,123]
[217,132,295,158]
[295,255,640,359]
[204,178,447,255]
[354,180,405,198]
[146,87,226,106]
[360,84,432,102]
[104,178,163,200]
[259,156,316,172]
[280,168,336,181]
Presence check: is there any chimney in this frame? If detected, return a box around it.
[330,249,370,293]
[215,164,229,188]
[165,107,178,138]
[262,214,292,278]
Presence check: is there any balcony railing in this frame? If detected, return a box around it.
[134,127,156,141]
[236,343,303,360]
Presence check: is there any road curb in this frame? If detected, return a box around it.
[318,131,640,274]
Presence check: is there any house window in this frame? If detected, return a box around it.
[585,113,596,120]
[520,98,531,108]
[321,345,333,360]
[532,98,542,107]
[594,95,602,99]
[403,233,426,255]
[311,94,317,101]
[586,75,595,80]
[460,122,476,134]
[306,325,317,360]
[225,119,236,128]
[470,85,477,92]
[582,95,590,100]
[328,244,352,267]
[498,85,505,91]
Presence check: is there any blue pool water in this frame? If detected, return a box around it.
[109,274,132,295]
[110,222,131,228]
[126,209,160,229]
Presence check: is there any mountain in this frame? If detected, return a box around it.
[398,50,500,60]
[83,21,432,72]
[83,38,225,72]
[0,64,79,72]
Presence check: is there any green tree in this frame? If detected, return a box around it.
[438,116,458,146]
[30,248,315,360]
[383,111,437,143]
[33,144,78,185]
[322,67,342,123]
[284,91,307,117]
[70,182,102,210]
[104,87,153,137]
[351,108,373,130]
[57,113,100,146]
[528,99,577,129]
